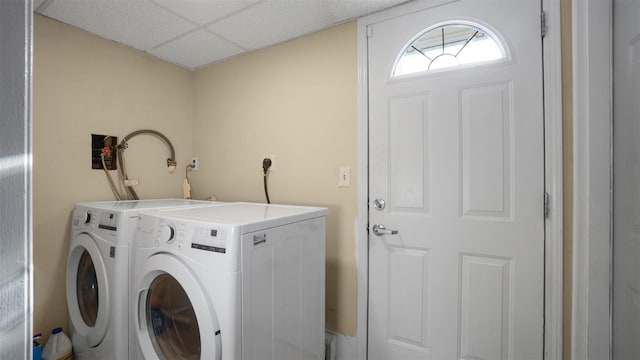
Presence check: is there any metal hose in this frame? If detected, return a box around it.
[117,129,177,199]
[119,129,176,170]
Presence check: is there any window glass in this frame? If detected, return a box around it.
[393,23,506,77]
[147,273,200,360]
[77,249,99,327]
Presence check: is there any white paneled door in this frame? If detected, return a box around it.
[367,0,545,359]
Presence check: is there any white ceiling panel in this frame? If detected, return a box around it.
[35,0,412,70]
[149,29,245,69]
[38,0,196,50]
[151,0,261,26]
[324,0,407,20]
[34,0,47,11]
[207,0,334,50]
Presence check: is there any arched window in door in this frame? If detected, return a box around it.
[392,22,509,77]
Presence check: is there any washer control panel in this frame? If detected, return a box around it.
[97,212,118,231]
[72,207,121,242]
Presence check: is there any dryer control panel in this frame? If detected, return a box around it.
[153,219,229,255]
[136,213,241,271]
[181,221,239,271]
[191,226,228,254]
[156,219,185,245]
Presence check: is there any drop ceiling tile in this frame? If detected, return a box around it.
[152,0,261,26]
[36,0,412,69]
[207,0,334,50]
[149,29,245,69]
[325,0,408,20]
[37,0,196,50]
[34,0,47,11]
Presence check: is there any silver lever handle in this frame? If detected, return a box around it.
[372,224,398,236]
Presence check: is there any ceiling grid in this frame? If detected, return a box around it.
[35,0,410,70]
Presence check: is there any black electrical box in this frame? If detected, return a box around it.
[92,134,118,170]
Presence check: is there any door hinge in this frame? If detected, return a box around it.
[541,11,547,38]
[544,192,550,219]
[366,223,370,233]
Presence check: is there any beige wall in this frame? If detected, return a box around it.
[34,7,569,344]
[34,15,359,338]
[33,15,195,338]
[192,22,359,336]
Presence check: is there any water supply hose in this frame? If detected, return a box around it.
[119,129,177,172]
[116,129,177,199]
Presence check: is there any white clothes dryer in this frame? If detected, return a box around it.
[132,202,327,360]
[67,199,223,360]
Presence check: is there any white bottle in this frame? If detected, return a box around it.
[42,327,73,360]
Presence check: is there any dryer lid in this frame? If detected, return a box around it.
[147,202,328,234]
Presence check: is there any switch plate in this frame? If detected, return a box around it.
[339,167,351,187]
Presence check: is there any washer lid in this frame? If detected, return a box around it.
[76,199,220,212]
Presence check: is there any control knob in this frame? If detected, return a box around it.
[159,224,176,244]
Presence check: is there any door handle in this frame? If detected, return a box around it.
[138,289,147,331]
[372,198,386,210]
[372,224,398,236]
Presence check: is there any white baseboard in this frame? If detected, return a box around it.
[325,330,357,360]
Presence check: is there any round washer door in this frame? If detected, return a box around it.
[66,232,110,347]
[135,253,222,360]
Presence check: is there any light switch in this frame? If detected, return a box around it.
[339,167,351,187]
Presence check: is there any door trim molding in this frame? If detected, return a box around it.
[571,0,612,358]
[356,0,564,358]
[542,1,565,359]
[0,0,33,358]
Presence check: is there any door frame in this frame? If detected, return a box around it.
[571,0,612,358]
[356,0,564,358]
[0,0,33,358]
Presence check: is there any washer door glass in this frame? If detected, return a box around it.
[66,233,110,347]
[146,273,201,360]
[77,249,99,327]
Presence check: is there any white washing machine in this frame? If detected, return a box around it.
[132,202,327,360]
[66,199,223,360]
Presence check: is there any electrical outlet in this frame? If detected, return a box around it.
[191,157,198,171]
[262,154,276,171]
